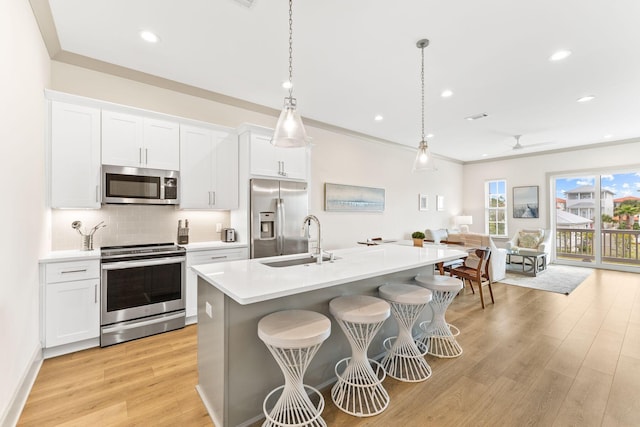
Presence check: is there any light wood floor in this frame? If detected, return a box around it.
[19,269,640,426]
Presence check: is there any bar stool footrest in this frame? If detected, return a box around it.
[382,336,432,382]
[263,384,326,427]
[419,321,463,358]
[331,357,389,417]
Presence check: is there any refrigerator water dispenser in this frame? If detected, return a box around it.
[259,212,275,239]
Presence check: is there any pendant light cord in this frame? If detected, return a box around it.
[288,0,294,98]
[421,44,425,143]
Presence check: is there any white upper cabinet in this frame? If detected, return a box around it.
[247,129,309,180]
[102,110,179,170]
[50,101,101,208]
[143,118,181,170]
[180,125,239,209]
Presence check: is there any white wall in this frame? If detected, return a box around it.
[50,61,465,250]
[308,126,463,249]
[463,141,640,240]
[0,0,51,424]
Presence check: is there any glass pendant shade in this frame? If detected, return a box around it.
[272,97,310,147]
[413,140,436,172]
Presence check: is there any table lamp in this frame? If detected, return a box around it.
[455,215,473,233]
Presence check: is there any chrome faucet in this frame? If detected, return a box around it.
[301,214,333,264]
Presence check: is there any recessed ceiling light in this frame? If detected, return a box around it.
[465,113,488,121]
[140,30,159,43]
[604,134,613,139]
[577,95,595,103]
[441,89,453,98]
[481,153,488,157]
[426,133,434,138]
[549,50,572,61]
[374,114,384,121]
[282,81,293,89]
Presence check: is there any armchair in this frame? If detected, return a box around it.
[505,229,552,256]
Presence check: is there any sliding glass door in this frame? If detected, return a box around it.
[553,169,640,272]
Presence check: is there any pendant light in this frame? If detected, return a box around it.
[271,0,310,148]
[413,39,436,172]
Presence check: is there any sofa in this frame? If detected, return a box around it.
[424,229,507,282]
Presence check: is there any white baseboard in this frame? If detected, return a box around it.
[43,338,99,359]
[1,344,42,427]
[196,385,223,427]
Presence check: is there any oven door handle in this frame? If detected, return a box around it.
[101,311,185,334]
[102,256,186,270]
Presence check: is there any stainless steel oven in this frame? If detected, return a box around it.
[100,243,186,346]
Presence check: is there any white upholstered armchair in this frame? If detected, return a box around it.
[505,228,552,257]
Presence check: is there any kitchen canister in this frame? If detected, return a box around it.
[82,234,94,251]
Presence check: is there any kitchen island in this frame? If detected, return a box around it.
[193,243,466,427]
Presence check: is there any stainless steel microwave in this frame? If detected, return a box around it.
[102,165,179,205]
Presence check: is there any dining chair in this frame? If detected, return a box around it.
[449,247,494,309]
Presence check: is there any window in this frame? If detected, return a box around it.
[486,180,507,237]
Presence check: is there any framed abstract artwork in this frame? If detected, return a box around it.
[324,183,385,212]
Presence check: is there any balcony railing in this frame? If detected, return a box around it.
[556,227,640,265]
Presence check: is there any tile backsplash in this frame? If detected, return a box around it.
[51,205,230,251]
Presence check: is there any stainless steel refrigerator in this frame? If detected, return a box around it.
[250,178,309,259]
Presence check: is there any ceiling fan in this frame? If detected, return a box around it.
[509,134,554,151]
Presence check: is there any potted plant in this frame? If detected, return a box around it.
[411,231,425,247]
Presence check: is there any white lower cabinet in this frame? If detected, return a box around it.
[43,260,100,351]
[186,247,248,322]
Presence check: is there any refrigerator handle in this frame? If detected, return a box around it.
[276,198,284,254]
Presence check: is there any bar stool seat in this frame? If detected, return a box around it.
[379,283,433,382]
[414,274,464,358]
[330,295,390,417]
[258,310,331,427]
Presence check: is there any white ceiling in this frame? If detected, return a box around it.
[45,0,640,162]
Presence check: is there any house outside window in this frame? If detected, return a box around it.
[486,179,507,237]
[565,185,615,221]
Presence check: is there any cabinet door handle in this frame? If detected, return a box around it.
[281,161,287,176]
[210,255,227,260]
[208,191,211,205]
[95,185,99,203]
[139,147,143,164]
[145,148,148,165]
[61,269,87,274]
[94,284,98,303]
[211,191,215,205]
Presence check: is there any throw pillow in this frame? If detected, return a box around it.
[518,231,541,249]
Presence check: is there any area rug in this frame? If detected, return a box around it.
[499,264,594,295]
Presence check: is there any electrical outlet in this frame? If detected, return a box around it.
[216,223,222,232]
[205,301,213,318]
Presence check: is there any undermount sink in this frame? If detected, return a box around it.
[261,255,338,268]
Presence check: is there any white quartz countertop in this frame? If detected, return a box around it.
[193,244,467,305]
[39,249,101,263]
